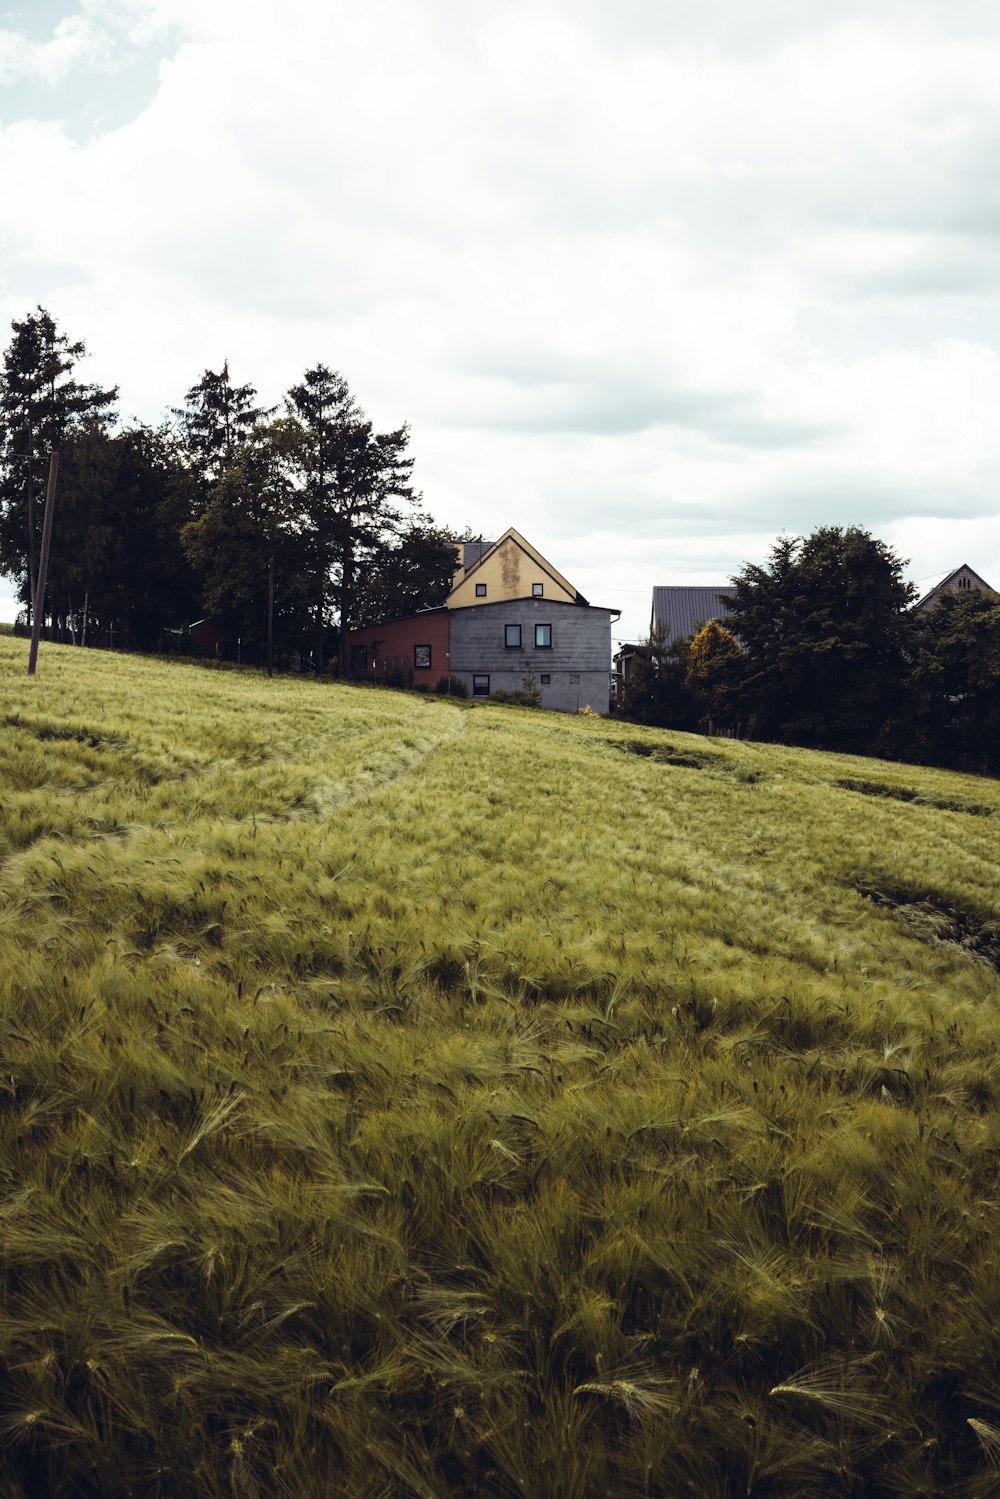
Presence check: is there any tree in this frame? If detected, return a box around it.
[352,519,458,625]
[284,365,418,670]
[686,619,741,729]
[0,307,117,622]
[181,420,308,654]
[724,526,914,754]
[172,361,270,490]
[909,588,1000,771]
[618,624,701,729]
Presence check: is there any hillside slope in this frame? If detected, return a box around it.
[1,637,999,1497]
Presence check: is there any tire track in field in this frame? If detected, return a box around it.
[302,702,466,819]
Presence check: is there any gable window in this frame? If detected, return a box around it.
[535,623,552,648]
[475,583,487,597]
[414,644,432,669]
[504,624,521,648]
[473,674,490,696]
[532,582,544,597]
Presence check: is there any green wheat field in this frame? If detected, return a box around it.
[2,634,1000,1497]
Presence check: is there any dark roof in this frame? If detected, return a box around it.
[915,563,997,610]
[461,539,494,569]
[650,585,736,642]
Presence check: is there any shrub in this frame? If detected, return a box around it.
[434,674,468,697]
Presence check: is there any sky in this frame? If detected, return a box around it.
[1,0,1000,649]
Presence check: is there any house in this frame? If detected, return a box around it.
[345,528,619,712]
[346,607,450,686]
[650,585,736,644]
[448,528,588,608]
[914,564,997,611]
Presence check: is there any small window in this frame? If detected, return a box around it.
[473,674,490,697]
[540,673,550,685]
[535,623,552,648]
[532,582,544,597]
[569,673,580,684]
[475,583,487,597]
[414,644,432,669]
[504,624,521,648]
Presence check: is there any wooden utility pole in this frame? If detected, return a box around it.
[27,451,59,677]
[267,553,274,678]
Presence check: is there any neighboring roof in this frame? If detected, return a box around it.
[651,585,736,642]
[455,526,587,604]
[460,539,494,568]
[915,563,997,610]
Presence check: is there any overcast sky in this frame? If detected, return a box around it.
[2,0,999,646]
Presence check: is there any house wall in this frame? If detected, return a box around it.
[450,598,613,713]
[448,534,577,609]
[345,611,450,685]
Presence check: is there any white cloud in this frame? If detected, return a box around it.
[1,0,1000,644]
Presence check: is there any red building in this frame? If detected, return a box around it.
[346,608,450,687]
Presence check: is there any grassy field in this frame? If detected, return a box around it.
[1,635,1000,1497]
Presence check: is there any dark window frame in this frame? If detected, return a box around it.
[475,583,487,597]
[414,644,432,669]
[535,623,552,648]
[504,624,522,649]
[540,673,550,685]
[473,674,490,697]
[532,582,544,597]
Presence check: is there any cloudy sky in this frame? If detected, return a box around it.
[2,0,999,646]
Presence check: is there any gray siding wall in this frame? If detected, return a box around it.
[450,599,613,713]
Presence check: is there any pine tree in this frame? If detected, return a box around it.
[0,307,117,621]
[172,361,270,489]
[284,365,417,670]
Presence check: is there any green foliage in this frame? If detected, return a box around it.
[434,673,468,697]
[618,627,701,729]
[0,307,118,618]
[353,518,459,624]
[725,527,915,753]
[909,587,1000,770]
[3,598,1000,1496]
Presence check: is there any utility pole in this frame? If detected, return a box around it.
[267,553,274,678]
[27,451,59,677]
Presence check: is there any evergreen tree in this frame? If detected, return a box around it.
[284,365,418,669]
[180,420,307,654]
[725,526,914,753]
[0,307,117,621]
[352,519,458,624]
[172,361,270,489]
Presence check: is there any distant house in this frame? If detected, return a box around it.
[650,585,736,643]
[914,564,997,611]
[345,527,619,713]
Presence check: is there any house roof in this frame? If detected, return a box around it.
[651,585,736,642]
[914,563,997,610]
[454,526,588,604]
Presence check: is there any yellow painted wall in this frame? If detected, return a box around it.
[447,535,576,607]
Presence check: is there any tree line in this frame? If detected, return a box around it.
[621,526,1000,774]
[0,307,460,665]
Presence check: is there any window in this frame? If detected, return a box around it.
[350,644,369,674]
[532,582,544,597]
[414,644,432,669]
[535,623,552,648]
[540,674,550,685]
[569,673,580,684]
[475,583,487,597]
[504,624,521,648]
[473,674,490,696]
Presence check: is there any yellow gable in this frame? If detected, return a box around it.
[447,529,580,608]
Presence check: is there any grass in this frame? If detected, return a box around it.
[1,634,1000,1495]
